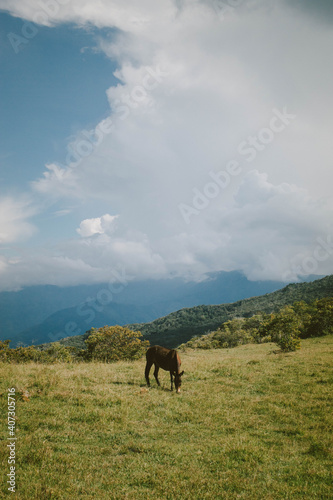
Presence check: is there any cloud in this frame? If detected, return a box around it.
[154,170,333,282]
[0,0,178,30]
[0,172,331,291]
[0,227,167,291]
[77,214,118,237]
[285,0,333,24]
[27,0,332,207]
[0,197,37,244]
[31,163,80,199]
[212,170,333,281]
[0,0,332,288]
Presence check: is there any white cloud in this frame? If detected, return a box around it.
[0,0,178,30]
[0,171,331,291]
[28,0,332,207]
[31,163,81,199]
[0,0,332,288]
[214,170,333,281]
[0,228,167,291]
[0,197,37,244]
[77,214,118,237]
[155,170,333,281]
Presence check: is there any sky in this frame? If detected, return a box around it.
[0,0,332,291]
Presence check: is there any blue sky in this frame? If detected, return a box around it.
[0,0,332,290]
[0,14,117,184]
[0,12,118,243]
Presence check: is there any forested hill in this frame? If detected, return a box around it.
[126,275,333,347]
[60,275,333,349]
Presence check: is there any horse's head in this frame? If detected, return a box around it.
[174,370,184,393]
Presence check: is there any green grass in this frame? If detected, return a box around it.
[1,337,332,499]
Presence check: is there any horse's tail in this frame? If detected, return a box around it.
[146,345,155,361]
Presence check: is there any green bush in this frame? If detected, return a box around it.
[258,306,302,352]
[302,298,333,337]
[84,325,149,362]
[41,342,75,363]
[275,330,301,352]
[182,318,257,350]
[0,340,75,363]
[0,340,12,361]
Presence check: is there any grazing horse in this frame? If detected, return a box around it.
[145,345,184,393]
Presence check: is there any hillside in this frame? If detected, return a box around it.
[8,301,166,348]
[0,285,101,341]
[60,275,333,349]
[3,271,287,347]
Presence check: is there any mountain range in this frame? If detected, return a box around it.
[0,270,295,347]
[60,274,333,349]
[1,270,325,348]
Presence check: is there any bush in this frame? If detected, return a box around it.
[0,340,75,363]
[183,318,257,350]
[1,328,149,364]
[275,331,301,352]
[0,340,12,361]
[40,342,74,363]
[302,298,333,338]
[84,325,149,362]
[262,306,301,352]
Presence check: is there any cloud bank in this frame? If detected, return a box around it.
[0,0,332,290]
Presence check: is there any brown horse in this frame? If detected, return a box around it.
[145,345,184,393]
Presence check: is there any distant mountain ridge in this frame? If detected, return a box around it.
[60,274,333,350]
[2,270,291,346]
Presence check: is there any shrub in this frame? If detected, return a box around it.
[264,306,301,352]
[302,298,333,337]
[41,342,74,363]
[183,319,257,350]
[274,329,301,352]
[0,340,75,363]
[212,318,256,348]
[0,340,12,361]
[84,325,149,362]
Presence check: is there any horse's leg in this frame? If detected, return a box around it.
[145,360,153,387]
[170,372,174,391]
[153,364,161,386]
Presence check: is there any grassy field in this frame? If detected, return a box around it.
[1,337,332,499]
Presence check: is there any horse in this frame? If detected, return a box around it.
[145,345,184,393]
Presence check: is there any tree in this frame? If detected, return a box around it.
[303,298,333,337]
[84,325,149,362]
